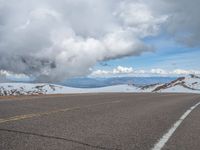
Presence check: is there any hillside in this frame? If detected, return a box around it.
[0,75,200,96]
[150,74,200,93]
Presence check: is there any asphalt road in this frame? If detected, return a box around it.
[0,93,199,150]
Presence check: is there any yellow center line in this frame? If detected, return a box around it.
[0,100,121,124]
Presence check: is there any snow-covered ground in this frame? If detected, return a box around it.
[151,75,200,93]
[0,75,200,96]
[0,83,140,96]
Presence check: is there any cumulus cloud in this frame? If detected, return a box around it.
[91,66,134,76]
[150,69,167,75]
[149,69,200,76]
[0,0,199,82]
[0,70,7,82]
[113,66,133,74]
[0,70,29,82]
[145,0,200,46]
[172,69,200,75]
[0,0,165,82]
[91,67,200,77]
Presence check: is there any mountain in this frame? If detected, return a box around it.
[62,77,176,88]
[0,75,200,96]
[150,74,200,93]
[0,83,66,96]
[0,83,140,96]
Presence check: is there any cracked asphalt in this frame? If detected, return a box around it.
[0,93,199,150]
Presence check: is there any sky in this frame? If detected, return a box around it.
[92,36,200,77]
[0,0,200,82]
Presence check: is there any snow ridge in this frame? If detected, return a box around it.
[0,74,200,96]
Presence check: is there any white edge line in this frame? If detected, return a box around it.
[152,101,200,150]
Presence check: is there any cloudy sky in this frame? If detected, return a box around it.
[0,0,200,82]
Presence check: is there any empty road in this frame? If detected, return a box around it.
[0,93,199,150]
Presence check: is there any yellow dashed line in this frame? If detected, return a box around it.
[0,100,121,124]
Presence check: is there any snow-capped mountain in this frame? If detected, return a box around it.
[149,74,200,93]
[0,83,67,96]
[0,75,200,96]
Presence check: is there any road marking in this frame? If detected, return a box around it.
[0,100,121,124]
[152,101,200,150]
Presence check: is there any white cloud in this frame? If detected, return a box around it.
[150,69,167,75]
[91,66,134,76]
[91,70,110,76]
[0,70,12,77]
[116,1,168,37]
[0,70,29,81]
[145,0,200,46]
[91,67,200,77]
[113,66,134,74]
[0,0,200,82]
[0,0,165,82]
[172,69,200,75]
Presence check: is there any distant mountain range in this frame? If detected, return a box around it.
[1,75,199,96]
[62,77,176,88]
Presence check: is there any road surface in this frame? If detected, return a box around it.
[0,93,199,150]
